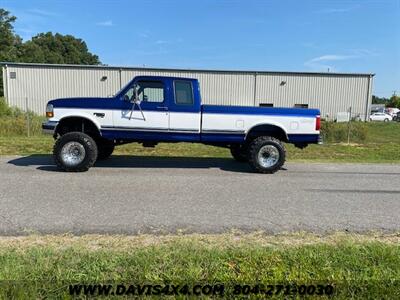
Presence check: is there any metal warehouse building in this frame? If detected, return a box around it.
[2,62,374,120]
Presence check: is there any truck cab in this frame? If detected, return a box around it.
[105,76,202,142]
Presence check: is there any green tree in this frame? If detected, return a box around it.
[19,32,100,65]
[372,95,389,105]
[0,9,101,96]
[0,8,21,62]
[388,95,400,109]
[0,9,22,95]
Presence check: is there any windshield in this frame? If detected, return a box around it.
[114,78,135,98]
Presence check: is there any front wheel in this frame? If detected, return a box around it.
[248,136,286,174]
[384,118,389,122]
[53,132,98,172]
[230,144,248,162]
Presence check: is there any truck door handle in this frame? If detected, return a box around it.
[93,112,105,118]
[157,106,168,111]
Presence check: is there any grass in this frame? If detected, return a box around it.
[0,232,399,299]
[1,128,399,162]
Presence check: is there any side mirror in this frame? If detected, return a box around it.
[133,84,139,98]
[130,84,140,103]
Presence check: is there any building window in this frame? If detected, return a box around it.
[294,104,309,108]
[259,103,274,107]
[174,80,194,105]
[9,72,16,79]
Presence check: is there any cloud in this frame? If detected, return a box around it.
[314,6,358,14]
[27,8,59,17]
[308,54,357,63]
[155,40,169,45]
[155,38,183,45]
[15,27,36,41]
[305,54,358,72]
[304,50,376,72]
[352,48,380,57]
[96,20,113,26]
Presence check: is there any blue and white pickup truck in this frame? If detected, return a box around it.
[43,76,321,173]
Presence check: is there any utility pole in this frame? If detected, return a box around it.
[25,97,30,137]
[347,106,352,145]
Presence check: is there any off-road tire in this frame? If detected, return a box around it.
[248,136,285,174]
[230,144,248,162]
[53,132,98,172]
[97,140,115,160]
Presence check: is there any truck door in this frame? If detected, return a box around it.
[168,79,201,141]
[113,79,169,132]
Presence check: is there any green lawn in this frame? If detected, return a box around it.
[0,233,399,299]
[1,122,400,163]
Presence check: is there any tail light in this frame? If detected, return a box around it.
[315,115,321,131]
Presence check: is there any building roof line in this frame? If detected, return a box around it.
[0,62,375,77]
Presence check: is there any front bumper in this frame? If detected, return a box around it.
[42,121,58,135]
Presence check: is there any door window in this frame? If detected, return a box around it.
[174,81,194,105]
[124,80,164,103]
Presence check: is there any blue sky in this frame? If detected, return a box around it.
[2,0,399,97]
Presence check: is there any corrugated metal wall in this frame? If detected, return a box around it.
[255,73,372,120]
[2,63,373,120]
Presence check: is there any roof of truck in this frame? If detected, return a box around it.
[134,75,197,81]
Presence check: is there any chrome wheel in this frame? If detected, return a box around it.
[60,141,86,167]
[258,144,280,168]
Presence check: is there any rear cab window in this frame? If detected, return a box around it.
[174,81,194,105]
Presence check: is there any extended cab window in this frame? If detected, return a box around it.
[175,81,194,105]
[124,80,164,103]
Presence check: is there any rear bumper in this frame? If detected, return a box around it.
[42,121,58,135]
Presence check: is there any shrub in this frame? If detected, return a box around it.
[0,97,45,136]
[0,97,12,116]
[321,121,368,143]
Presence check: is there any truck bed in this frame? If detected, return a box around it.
[201,105,320,144]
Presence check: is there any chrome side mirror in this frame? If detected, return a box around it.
[132,84,140,103]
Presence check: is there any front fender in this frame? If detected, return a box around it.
[56,111,102,131]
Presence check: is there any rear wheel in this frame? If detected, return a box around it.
[384,118,389,122]
[248,136,285,174]
[54,132,98,172]
[97,139,115,160]
[230,144,248,162]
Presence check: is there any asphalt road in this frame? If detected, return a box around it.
[0,155,399,235]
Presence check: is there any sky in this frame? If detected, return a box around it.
[2,0,399,97]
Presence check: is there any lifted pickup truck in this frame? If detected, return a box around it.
[43,76,321,173]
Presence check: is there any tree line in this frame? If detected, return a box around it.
[372,95,400,109]
[0,8,100,96]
